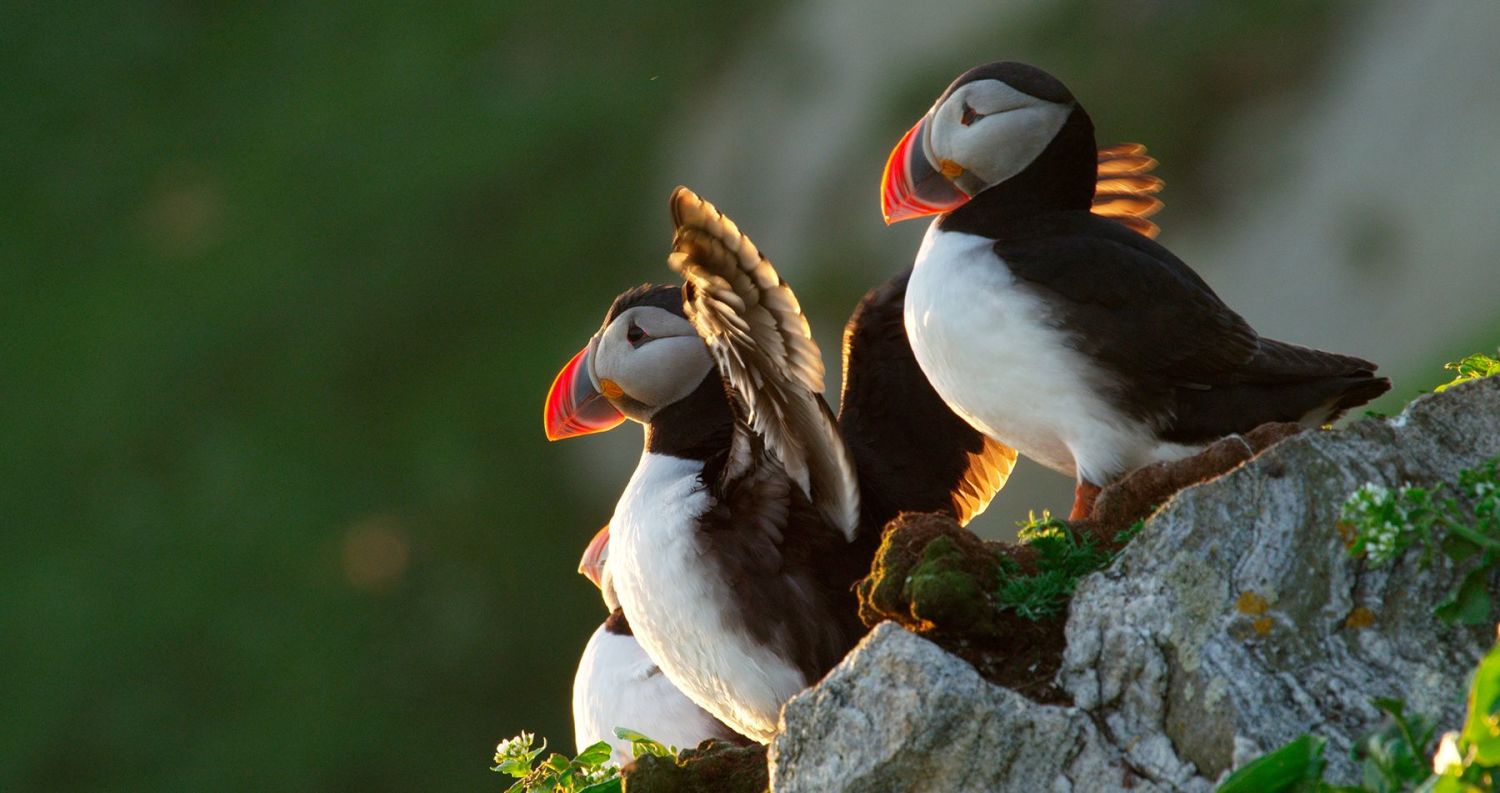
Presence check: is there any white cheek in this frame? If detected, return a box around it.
[934,102,1072,188]
[627,339,712,408]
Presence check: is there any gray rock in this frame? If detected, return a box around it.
[771,377,1500,791]
[770,622,1162,793]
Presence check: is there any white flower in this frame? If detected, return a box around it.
[1432,730,1465,775]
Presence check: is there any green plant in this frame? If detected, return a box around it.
[1217,734,1327,793]
[994,513,1142,620]
[1341,457,1500,625]
[1219,638,1500,792]
[1435,353,1500,393]
[491,729,675,793]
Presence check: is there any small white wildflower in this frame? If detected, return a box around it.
[1432,730,1465,775]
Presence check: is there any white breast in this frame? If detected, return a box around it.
[607,452,808,743]
[903,223,1198,484]
[571,623,729,764]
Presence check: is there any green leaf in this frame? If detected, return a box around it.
[493,758,533,779]
[1443,535,1481,564]
[574,741,614,768]
[1435,352,1500,392]
[1426,776,1467,793]
[612,727,651,743]
[1216,735,1326,793]
[1435,568,1492,626]
[577,780,623,793]
[1461,642,1500,766]
[542,753,571,774]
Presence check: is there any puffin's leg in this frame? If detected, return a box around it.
[1070,481,1102,521]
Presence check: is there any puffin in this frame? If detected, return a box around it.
[880,61,1390,520]
[544,190,869,742]
[571,525,738,764]
[545,171,1167,739]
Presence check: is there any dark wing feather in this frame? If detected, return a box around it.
[838,270,1016,530]
[998,212,1389,436]
[701,439,867,682]
[995,212,1261,385]
[667,187,860,541]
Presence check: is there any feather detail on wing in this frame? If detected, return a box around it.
[952,437,1018,526]
[666,186,860,541]
[1093,143,1164,239]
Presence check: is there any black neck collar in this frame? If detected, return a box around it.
[939,105,1097,235]
[603,609,631,636]
[644,371,734,461]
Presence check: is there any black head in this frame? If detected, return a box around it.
[882,60,1097,224]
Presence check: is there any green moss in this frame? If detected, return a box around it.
[859,512,1149,632]
[905,536,1003,634]
[621,741,767,793]
[857,512,1006,635]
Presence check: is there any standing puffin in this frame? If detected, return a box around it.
[881,61,1390,519]
[546,171,1169,739]
[571,525,738,764]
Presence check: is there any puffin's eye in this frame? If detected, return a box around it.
[626,324,647,346]
[960,102,981,126]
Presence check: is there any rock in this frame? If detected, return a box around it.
[1063,376,1500,785]
[770,623,1152,793]
[771,377,1500,791]
[1086,421,1306,531]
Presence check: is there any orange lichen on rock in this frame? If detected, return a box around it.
[1345,606,1377,629]
[1236,591,1270,615]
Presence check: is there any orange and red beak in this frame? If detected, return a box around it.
[578,524,610,590]
[543,343,626,441]
[880,115,972,224]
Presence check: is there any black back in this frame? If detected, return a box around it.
[989,211,1389,437]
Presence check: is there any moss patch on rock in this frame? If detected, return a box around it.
[856,511,1070,703]
[622,740,767,793]
[857,512,1008,635]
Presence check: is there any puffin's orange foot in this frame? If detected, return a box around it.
[1070,481,1102,521]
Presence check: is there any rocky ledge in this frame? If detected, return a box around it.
[767,377,1500,792]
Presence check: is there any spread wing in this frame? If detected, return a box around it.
[666,186,860,541]
[1093,143,1164,239]
[837,270,1016,529]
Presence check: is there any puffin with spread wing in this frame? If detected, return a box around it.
[881,61,1390,520]
[545,190,869,742]
[546,157,1172,739]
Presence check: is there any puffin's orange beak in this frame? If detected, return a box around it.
[881,115,971,224]
[543,344,625,441]
[578,524,610,589]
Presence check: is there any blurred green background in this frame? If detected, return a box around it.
[4,2,1495,790]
